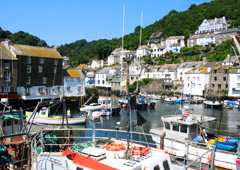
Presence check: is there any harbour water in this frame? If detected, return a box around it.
[32,102,240,137]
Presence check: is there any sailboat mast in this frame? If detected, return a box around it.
[139,11,143,47]
[122,4,125,50]
[137,11,143,93]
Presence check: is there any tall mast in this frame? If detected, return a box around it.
[122,4,125,50]
[121,4,126,95]
[136,11,143,93]
[139,11,143,47]
[0,47,2,78]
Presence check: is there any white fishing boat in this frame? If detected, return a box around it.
[203,100,223,109]
[150,113,239,170]
[81,96,119,117]
[26,106,86,125]
[30,128,185,170]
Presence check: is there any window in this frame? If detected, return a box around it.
[212,84,215,88]
[26,87,30,96]
[165,122,170,130]
[172,123,179,131]
[3,87,10,93]
[98,80,100,84]
[43,77,47,84]
[214,70,217,74]
[214,77,217,81]
[38,66,43,73]
[102,80,105,84]
[153,165,160,170]
[225,84,228,88]
[39,87,45,95]
[163,160,170,170]
[26,76,31,85]
[180,124,188,133]
[238,75,240,81]
[26,65,31,73]
[218,84,221,89]
[237,83,240,88]
[3,70,11,81]
[54,60,58,66]
[39,58,45,64]
[26,57,31,64]
[223,77,226,81]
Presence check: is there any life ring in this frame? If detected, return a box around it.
[106,142,125,151]
[130,146,150,156]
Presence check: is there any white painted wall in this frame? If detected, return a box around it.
[95,73,111,88]
[17,85,63,100]
[142,70,176,81]
[228,73,240,97]
[183,73,209,96]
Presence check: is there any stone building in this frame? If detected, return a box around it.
[0,43,18,100]
[1,41,64,100]
[206,63,229,98]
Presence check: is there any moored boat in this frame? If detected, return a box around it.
[150,112,239,170]
[30,128,185,170]
[26,106,86,125]
[203,100,223,109]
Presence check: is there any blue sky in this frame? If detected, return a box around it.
[0,0,208,45]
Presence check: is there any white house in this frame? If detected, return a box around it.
[177,62,203,81]
[165,36,185,53]
[188,33,216,47]
[107,48,122,66]
[150,42,166,57]
[95,67,120,88]
[85,71,95,87]
[64,69,85,97]
[195,17,227,34]
[183,66,210,96]
[142,64,178,81]
[129,63,142,84]
[228,67,240,97]
[136,45,151,59]
[90,60,104,69]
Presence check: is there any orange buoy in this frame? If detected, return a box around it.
[106,143,125,151]
[207,154,212,161]
[130,146,150,156]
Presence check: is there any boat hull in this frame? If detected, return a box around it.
[150,133,238,170]
[26,112,86,125]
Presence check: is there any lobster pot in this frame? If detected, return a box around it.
[106,150,125,159]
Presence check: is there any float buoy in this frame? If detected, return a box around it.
[106,143,125,151]
[130,146,150,156]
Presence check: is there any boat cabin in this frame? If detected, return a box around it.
[98,96,112,107]
[161,114,216,141]
[0,111,24,136]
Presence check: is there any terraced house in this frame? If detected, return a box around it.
[1,40,64,101]
[0,43,18,100]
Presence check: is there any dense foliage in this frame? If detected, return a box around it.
[58,0,240,65]
[0,27,48,47]
[142,40,235,65]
